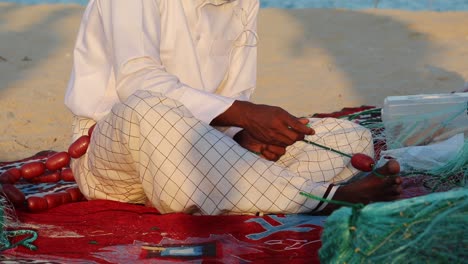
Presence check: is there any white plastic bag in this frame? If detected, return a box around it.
[377,133,464,173]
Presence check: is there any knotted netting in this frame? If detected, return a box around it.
[315,97,467,263]
[319,188,468,263]
[344,101,467,192]
[0,192,37,251]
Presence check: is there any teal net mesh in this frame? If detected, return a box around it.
[315,103,468,263]
[319,188,468,263]
[0,191,37,251]
[345,106,467,192]
[383,102,467,149]
[0,195,17,250]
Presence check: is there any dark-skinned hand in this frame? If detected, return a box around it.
[233,130,286,161]
[212,100,314,147]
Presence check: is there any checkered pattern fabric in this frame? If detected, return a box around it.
[70,91,373,215]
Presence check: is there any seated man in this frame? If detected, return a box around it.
[64,0,402,215]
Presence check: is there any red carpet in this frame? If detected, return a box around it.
[1,106,429,263]
[7,200,326,263]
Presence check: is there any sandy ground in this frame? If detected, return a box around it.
[0,3,467,161]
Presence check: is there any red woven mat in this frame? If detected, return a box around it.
[5,200,326,263]
[0,106,430,263]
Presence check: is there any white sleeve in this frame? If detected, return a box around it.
[66,0,258,136]
[100,0,236,125]
[65,0,119,120]
[210,0,259,137]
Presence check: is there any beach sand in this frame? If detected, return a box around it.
[1,3,467,161]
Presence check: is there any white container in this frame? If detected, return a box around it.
[382,93,468,149]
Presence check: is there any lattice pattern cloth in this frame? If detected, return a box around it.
[71,91,374,215]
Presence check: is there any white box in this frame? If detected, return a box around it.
[382,93,468,149]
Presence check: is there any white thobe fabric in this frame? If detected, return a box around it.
[64,0,375,215]
[65,0,258,137]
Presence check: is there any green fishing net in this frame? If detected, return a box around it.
[0,193,37,251]
[313,103,467,263]
[345,105,467,192]
[319,188,468,263]
[383,102,467,149]
[422,140,467,191]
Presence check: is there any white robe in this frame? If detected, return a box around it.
[65,0,259,137]
[65,0,374,215]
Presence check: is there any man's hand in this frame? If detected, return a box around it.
[212,100,314,147]
[239,102,314,147]
[233,130,286,161]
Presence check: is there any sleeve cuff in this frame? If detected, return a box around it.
[224,127,243,138]
[178,87,235,125]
